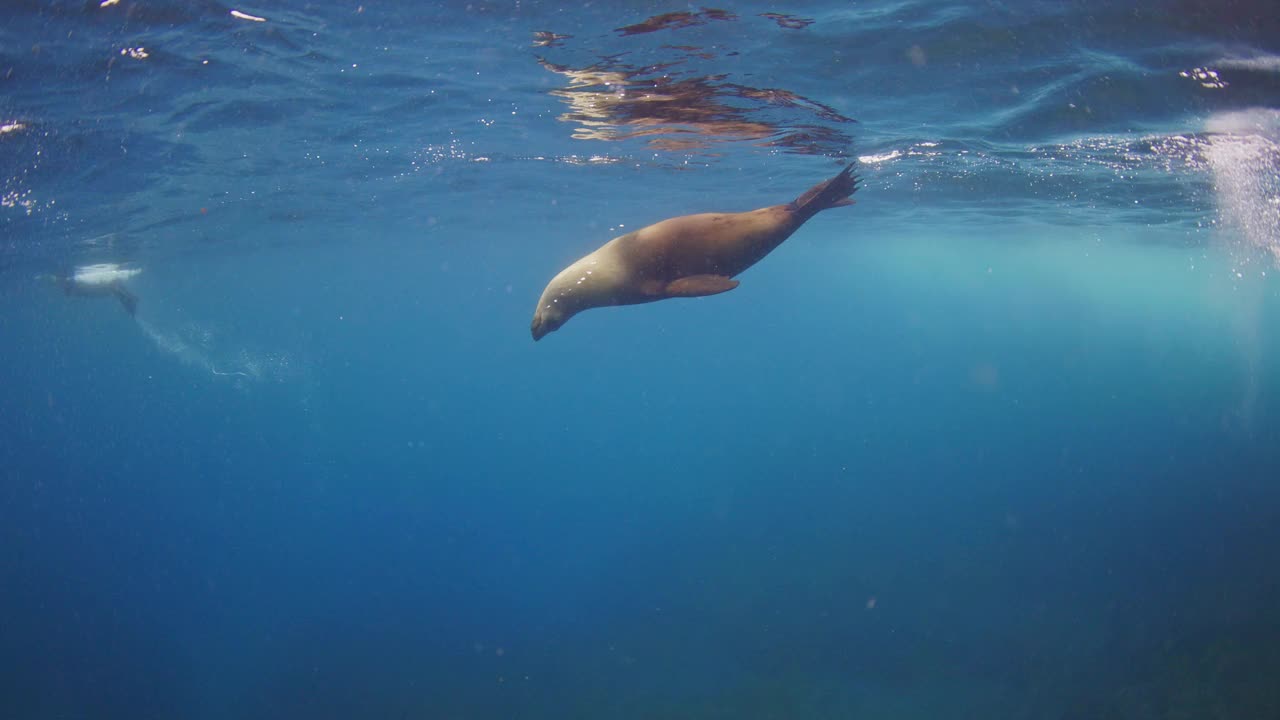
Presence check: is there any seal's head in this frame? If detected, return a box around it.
[531,246,633,340]
[532,257,602,340]
[531,302,569,341]
[35,273,70,292]
[531,260,607,340]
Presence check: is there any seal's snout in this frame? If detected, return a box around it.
[531,307,565,341]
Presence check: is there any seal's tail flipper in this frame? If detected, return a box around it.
[789,164,860,223]
[113,287,138,317]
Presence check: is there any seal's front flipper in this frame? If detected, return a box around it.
[113,287,138,317]
[665,275,739,298]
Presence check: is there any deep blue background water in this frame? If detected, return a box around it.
[3,1,1280,718]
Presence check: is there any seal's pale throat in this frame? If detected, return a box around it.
[531,164,859,341]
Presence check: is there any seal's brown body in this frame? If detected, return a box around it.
[531,165,859,340]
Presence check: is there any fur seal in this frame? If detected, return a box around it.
[39,263,142,317]
[531,164,859,340]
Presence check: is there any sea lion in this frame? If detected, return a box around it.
[531,164,859,340]
[39,263,142,317]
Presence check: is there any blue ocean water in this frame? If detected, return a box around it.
[3,1,1280,718]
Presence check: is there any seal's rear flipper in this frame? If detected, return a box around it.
[113,287,138,317]
[665,275,739,297]
[789,164,860,223]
